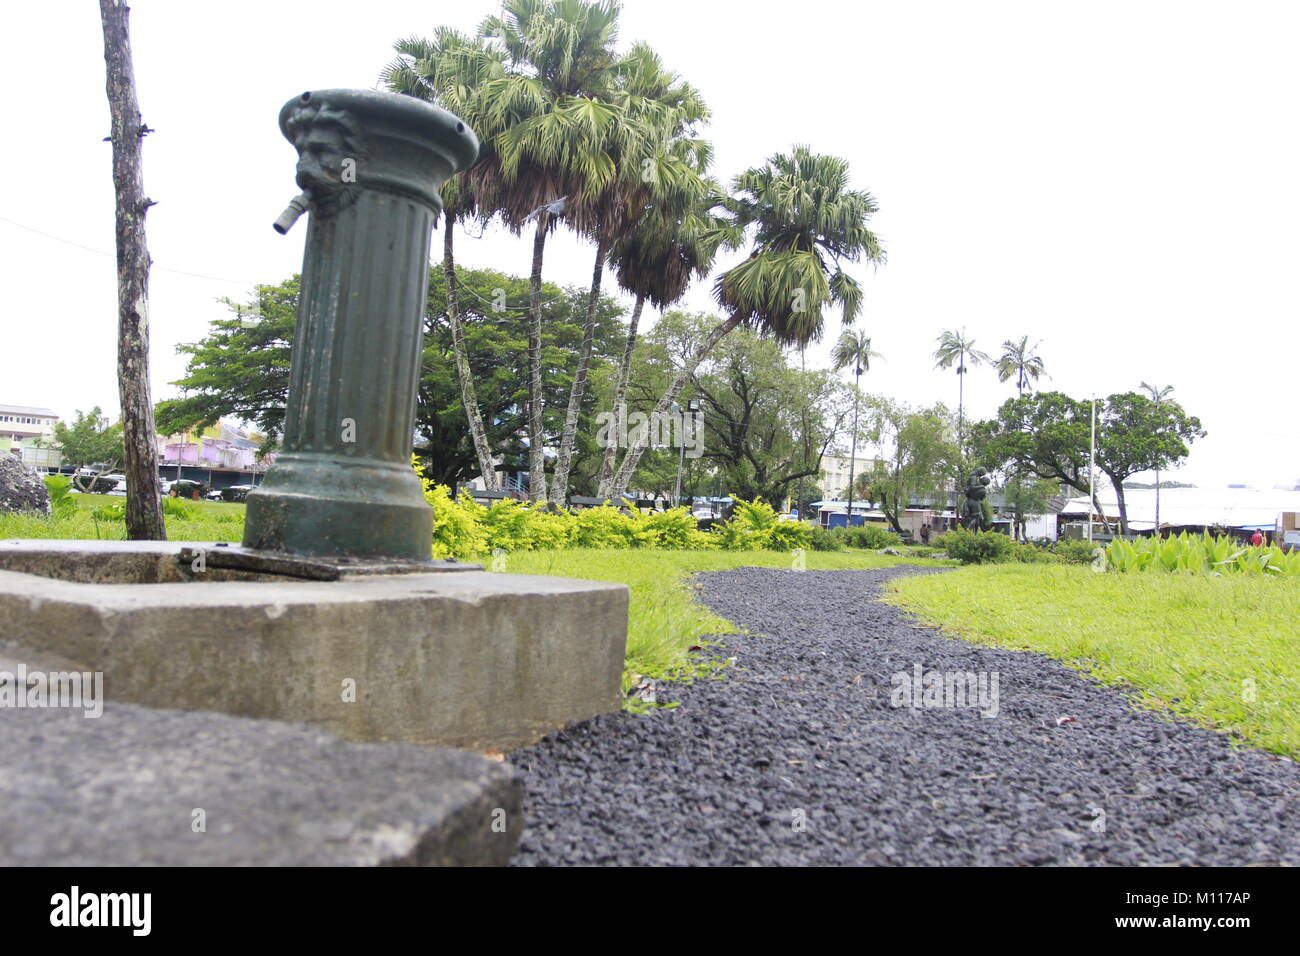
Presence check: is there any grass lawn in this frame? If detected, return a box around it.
[507,548,954,693]
[886,564,1300,758]
[0,493,246,543]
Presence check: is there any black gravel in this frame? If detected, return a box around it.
[511,566,1300,865]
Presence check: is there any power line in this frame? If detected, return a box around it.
[0,214,258,287]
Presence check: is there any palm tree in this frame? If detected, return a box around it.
[932,327,990,448]
[996,336,1048,396]
[383,29,506,490]
[609,146,884,499]
[549,41,708,504]
[1140,381,1174,531]
[831,329,882,525]
[477,0,625,502]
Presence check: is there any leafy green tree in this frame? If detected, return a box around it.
[1095,392,1204,534]
[830,328,882,522]
[996,336,1048,396]
[156,269,626,490]
[155,281,297,447]
[609,146,884,497]
[617,313,848,504]
[977,390,1204,535]
[973,391,1102,526]
[859,399,960,534]
[998,472,1060,541]
[44,408,125,492]
[932,327,990,448]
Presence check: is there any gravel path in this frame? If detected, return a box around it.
[511,566,1300,865]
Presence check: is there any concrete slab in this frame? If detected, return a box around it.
[0,699,521,866]
[0,542,629,751]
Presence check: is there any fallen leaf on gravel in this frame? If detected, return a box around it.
[483,749,505,762]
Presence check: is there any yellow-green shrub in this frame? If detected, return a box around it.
[423,481,488,558]
[412,460,810,557]
[573,505,639,549]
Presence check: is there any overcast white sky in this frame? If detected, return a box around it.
[2,0,1297,488]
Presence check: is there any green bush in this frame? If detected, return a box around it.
[938,528,1015,564]
[1052,539,1101,565]
[769,519,813,551]
[843,524,902,550]
[714,499,772,550]
[423,482,488,559]
[635,507,712,550]
[572,505,636,549]
[1008,541,1066,564]
[809,526,846,552]
[410,460,815,558]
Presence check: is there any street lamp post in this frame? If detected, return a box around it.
[673,399,701,509]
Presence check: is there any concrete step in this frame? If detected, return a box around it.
[0,691,521,866]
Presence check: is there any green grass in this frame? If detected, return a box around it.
[0,493,246,542]
[506,548,954,695]
[886,564,1300,757]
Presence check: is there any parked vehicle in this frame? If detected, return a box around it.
[165,479,206,500]
[219,484,255,503]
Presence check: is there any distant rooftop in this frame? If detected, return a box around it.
[0,404,58,418]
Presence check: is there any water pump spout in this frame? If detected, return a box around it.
[273,192,311,234]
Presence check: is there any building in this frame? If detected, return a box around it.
[0,404,61,469]
[155,421,273,489]
[818,454,877,499]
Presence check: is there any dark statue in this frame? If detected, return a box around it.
[960,467,993,532]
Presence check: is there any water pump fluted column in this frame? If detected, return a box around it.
[243,89,478,560]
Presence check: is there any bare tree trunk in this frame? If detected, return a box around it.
[444,222,499,491]
[597,292,645,499]
[100,0,165,541]
[609,312,741,500]
[525,213,548,502]
[550,233,609,505]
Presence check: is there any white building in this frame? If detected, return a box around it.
[0,404,60,469]
[818,454,877,499]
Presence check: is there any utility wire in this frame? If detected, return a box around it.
[0,213,258,286]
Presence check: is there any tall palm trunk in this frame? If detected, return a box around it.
[957,363,965,449]
[597,291,645,498]
[550,233,609,505]
[444,222,499,491]
[845,368,860,523]
[610,312,741,499]
[525,213,549,502]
